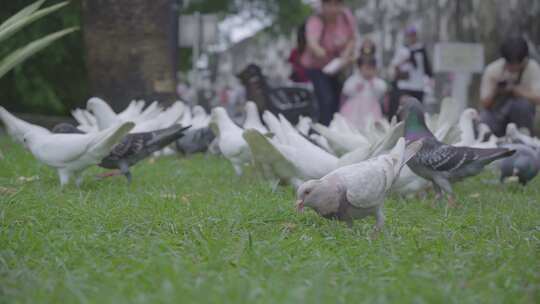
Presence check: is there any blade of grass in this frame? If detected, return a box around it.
[0,27,78,79]
[0,0,45,32]
[0,1,69,44]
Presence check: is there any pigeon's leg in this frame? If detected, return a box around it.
[74,172,84,188]
[119,162,132,183]
[434,176,458,208]
[96,170,122,179]
[371,207,385,239]
[431,183,443,208]
[232,163,243,176]
[269,179,280,192]
[58,169,71,187]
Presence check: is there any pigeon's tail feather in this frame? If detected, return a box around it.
[90,122,135,156]
[0,106,49,142]
[476,148,516,165]
[148,124,191,148]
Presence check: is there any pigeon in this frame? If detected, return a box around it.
[98,124,189,182]
[71,108,99,133]
[86,97,122,130]
[52,122,85,134]
[295,138,422,232]
[242,101,267,133]
[506,123,540,148]
[53,122,190,182]
[0,106,50,144]
[174,127,216,155]
[296,116,312,136]
[244,112,338,188]
[130,102,184,133]
[499,143,540,185]
[23,122,134,186]
[210,107,251,175]
[402,98,515,206]
[243,128,337,189]
[190,106,211,130]
[312,123,369,156]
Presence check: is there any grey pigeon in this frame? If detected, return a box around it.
[402,98,515,207]
[53,123,190,182]
[174,127,216,155]
[499,143,540,185]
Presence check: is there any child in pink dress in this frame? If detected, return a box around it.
[340,57,387,129]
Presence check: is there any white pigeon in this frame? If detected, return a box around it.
[86,98,173,132]
[296,138,422,232]
[86,97,122,130]
[71,108,99,133]
[117,100,144,121]
[245,112,338,187]
[455,108,478,146]
[131,101,184,133]
[506,123,540,148]
[179,106,192,127]
[137,101,163,122]
[190,105,210,129]
[243,128,338,189]
[23,122,134,186]
[312,123,369,156]
[296,115,312,136]
[338,121,404,167]
[0,106,50,144]
[210,107,251,175]
[243,101,267,133]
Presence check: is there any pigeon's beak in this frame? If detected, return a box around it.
[295,199,304,213]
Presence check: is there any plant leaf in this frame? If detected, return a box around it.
[0,1,69,44]
[0,0,46,32]
[0,27,78,79]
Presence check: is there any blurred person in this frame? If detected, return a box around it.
[301,0,358,125]
[387,25,433,119]
[288,23,310,83]
[340,56,387,130]
[359,38,376,59]
[480,36,540,136]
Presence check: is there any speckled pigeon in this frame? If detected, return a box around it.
[53,123,190,182]
[402,98,515,206]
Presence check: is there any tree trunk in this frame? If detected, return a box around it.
[81,0,177,111]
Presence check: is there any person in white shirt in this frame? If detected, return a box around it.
[387,25,433,119]
[480,36,540,136]
[340,56,387,129]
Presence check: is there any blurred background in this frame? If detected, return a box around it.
[1,0,540,119]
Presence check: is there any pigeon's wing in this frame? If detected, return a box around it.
[338,163,387,208]
[243,129,297,180]
[417,139,510,172]
[108,133,147,159]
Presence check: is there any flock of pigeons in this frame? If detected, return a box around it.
[1,96,540,234]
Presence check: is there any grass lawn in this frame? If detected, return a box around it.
[0,135,539,303]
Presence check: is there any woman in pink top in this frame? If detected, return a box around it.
[302,0,358,125]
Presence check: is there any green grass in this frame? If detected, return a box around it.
[0,135,539,304]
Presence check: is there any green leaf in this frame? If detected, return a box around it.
[0,27,78,79]
[0,0,46,32]
[0,1,70,44]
